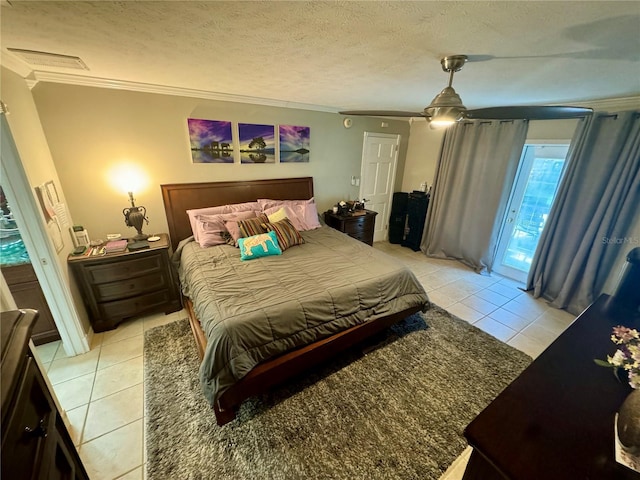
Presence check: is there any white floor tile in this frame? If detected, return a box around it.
[48,348,100,385]
[507,333,548,358]
[117,466,143,480]
[142,310,184,332]
[79,419,143,480]
[52,372,95,411]
[92,356,143,401]
[488,308,533,332]
[446,302,485,324]
[83,384,144,443]
[428,290,459,309]
[474,288,512,307]
[34,341,60,363]
[102,318,144,346]
[501,299,545,322]
[459,295,500,316]
[98,335,144,370]
[520,323,558,346]
[65,403,88,447]
[487,282,524,300]
[474,317,518,343]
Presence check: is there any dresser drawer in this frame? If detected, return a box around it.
[86,254,162,284]
[98,289,175,320]
[93,272,168,302]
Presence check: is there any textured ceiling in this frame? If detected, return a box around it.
[1,1,640,111]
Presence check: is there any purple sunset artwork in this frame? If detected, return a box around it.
[187,118,234,163]
[238,123,275,164]
[279,125,310,163]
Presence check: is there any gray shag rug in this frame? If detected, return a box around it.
[145,306,531,480]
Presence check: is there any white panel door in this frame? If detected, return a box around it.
[359,132,400,243]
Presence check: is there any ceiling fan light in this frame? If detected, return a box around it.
[425,106,466,129]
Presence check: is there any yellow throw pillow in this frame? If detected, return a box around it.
[267,207,289,224]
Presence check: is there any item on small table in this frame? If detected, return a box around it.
[104,239,128,253]
[148,236,161,242]
[128,240,150,251]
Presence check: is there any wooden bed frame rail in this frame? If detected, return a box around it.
[186,298,422,425]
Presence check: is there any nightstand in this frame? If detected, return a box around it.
[324,209,378,246]
[68,233,181,332]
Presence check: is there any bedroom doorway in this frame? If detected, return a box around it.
[494,143,570,283]
[359,132,400,242]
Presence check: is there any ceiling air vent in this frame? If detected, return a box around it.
[7,48,89,70]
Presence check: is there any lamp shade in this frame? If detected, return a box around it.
[424,86,467,127]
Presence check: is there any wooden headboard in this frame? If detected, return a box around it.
[161,177,314,250]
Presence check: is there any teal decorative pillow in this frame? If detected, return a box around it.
[238,231,282,261]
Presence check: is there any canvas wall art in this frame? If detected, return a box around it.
[238,123,275,164]
[188,118,234,163]
[279,125,310,162]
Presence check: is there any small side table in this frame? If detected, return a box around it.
[68,233,181,332]
[324,209,378,246]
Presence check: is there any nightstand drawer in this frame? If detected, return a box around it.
[86,254,162,284]
[98,289,174,320]
[344,220,367,235]
[93,272,168,302]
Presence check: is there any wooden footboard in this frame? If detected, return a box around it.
[183,296,424,426]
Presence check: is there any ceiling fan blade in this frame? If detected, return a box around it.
[465,106,593,120]
[339,110,425,117]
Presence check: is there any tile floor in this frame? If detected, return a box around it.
[34,241,576,480]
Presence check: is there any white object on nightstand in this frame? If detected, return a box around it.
[148,235,160,242]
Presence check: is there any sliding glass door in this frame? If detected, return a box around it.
[493,144,570,283]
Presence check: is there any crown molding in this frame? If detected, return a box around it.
[569,96,640,112]
[28,70,341,113]
[0,51,33,78]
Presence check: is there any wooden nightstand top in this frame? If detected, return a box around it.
[324,209,377,221]
[67,233,170,263]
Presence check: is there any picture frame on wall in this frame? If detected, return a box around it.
[238,123,276,164]
[187,118,234,163]
[279,125,310,162]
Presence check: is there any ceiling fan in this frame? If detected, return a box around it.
[340,55,593,127]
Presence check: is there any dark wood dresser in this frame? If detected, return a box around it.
[463,294,638,480]
[1,263,61,345]
[68,233,181,332]
[324,209,378,246]
[1,309,89,479]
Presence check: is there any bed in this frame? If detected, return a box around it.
[161,177,429,425]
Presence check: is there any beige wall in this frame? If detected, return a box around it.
[1,66,91,334]
[32,83,410,241]
[401,119,444,192]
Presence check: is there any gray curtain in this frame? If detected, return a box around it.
[421,120,528,272]
[527,111,640,314]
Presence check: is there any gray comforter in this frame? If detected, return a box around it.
[175,226,429,406]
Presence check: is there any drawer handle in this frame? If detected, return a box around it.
[24,418,48,438]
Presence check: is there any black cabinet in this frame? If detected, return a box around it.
[388,192,408,244]
[389,191,429,251]
[402,192,429,251]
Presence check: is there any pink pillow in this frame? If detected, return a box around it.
[263,205,305,231]
[258,198,321,231]
[195,210,259,248]
[187,201,260,241]
[257,197,314,210]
